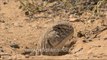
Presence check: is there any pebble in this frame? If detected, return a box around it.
[69,15,77,21]
[10,43,20,49]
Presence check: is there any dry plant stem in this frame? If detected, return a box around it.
[92,0,107,16]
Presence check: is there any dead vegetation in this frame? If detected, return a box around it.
[19,0,107,19]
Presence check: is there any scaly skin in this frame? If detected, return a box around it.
[40,21,75,56]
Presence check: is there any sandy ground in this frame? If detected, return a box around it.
[0,0,107,60]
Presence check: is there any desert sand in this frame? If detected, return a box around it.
[0,0,107,60]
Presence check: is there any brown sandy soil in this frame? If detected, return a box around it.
[0,0,107,60]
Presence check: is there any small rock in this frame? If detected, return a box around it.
[25,11,30,16]
[25,55,30,58]
[3,2,8,5]
[82,40,87,43]
[10,43,20,49]
[77,31,85,38]
[21,49,32,55]
[1,23,8,29]
[69,15,77,21]
[0,53,11,59]
[104,38,107,40]
[0,47,4,52]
